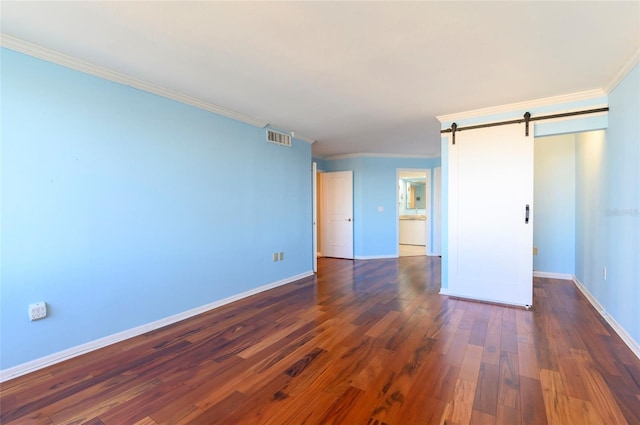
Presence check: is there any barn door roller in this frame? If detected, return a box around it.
[524,112,531,137]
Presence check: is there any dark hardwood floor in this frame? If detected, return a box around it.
[1,257,639,424]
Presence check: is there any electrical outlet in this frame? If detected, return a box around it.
[533,247,538,255]
[29,302,47,321]
[273,252,278,262]
[279,251,284,261]
[603,267,607,280]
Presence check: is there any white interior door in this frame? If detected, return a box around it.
[322,171,354,259]
[446,123,533,306]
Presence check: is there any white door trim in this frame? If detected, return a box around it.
[312,162,317,273]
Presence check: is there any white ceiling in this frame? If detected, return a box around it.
[1,1,638,158]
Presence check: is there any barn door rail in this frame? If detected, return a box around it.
[441,107,609,144]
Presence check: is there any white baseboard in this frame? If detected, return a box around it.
[316,251,322,258]
[533,271,573,280]
[572,276,640,360]
[0,270,314,382]
[354,254,398,260]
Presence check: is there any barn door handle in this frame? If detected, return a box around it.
[525,204,530,224]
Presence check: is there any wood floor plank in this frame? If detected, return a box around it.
[368,335,438,423]
[516,341,540,380]
[351,348,395,391]
[496,404,521,425]
[314,385,365,425]
[365,310,403,338]
[497,351,520,410]
[97,379,189,424]
[444,329,472,367]
[444,379,475,425]
[132,417,158,425]
[540,368,573,425]
[616,391,640,424]
[430,363,460,403]
[481,309,503,366]
[259,387,338,425]
[566,397,606,425]
[571,349,629,424]
[468,318,489,347]
[1,257,639,425]
[520,376,549,425]
[470,409,497,425]
[557,354,590,401]
[236,316,310,359]
[49,379,161,425]
[514,308,534,345]
[188,390,246,424]
[457,344,484,384]
[473,362,500,416]
[388,394,448,425]
[214,373,293,424]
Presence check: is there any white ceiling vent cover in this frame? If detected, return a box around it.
[266,129,292,147]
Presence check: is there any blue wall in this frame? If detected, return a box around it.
[604,64,640,344]
[576,63,640,346]
[533,134,576,274]
[1,49,313,370]
[575,130,607,302]
[322,156,440,258]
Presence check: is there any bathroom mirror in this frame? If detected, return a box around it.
[406,181,426,209]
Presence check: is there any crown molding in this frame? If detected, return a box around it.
[1,34,313,144]
[295,135,316,144]
[323,152,439,160]
[0,35,270,128]
[436,88,607,123]
[604,48,640,94]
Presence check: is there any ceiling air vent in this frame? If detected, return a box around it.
[266,129,292,147]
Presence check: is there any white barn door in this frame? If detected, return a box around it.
[446,123,533,306]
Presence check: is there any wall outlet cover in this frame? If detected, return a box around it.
[29,302,47,321]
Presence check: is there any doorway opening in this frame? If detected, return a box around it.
[398,169,430,257]
[532,130,605,279]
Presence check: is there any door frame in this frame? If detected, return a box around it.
[432,167,442,256]
[312,161,317,273]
